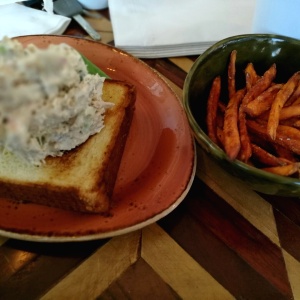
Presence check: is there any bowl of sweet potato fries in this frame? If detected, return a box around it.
[183,34,300,196]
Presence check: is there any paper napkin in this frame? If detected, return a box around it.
[108,0,256,58]
[0,3,71,39]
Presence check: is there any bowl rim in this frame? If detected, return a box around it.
[183,33,300,186]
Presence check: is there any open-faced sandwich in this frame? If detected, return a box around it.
[0,37,136,213]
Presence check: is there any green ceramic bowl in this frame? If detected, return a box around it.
[183,34,300,196]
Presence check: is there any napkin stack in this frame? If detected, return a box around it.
[0,1,71,39]
[109,0,300,59]
[109,0,256,58]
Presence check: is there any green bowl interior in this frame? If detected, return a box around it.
[183,34,300,195]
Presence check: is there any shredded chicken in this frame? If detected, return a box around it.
[0,37,112,165]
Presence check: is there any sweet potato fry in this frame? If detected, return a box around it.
[267,71,300,140]
[251,143,287,167]
[249,130,273,153]
[273,144,297,162]
[276,124,300,155]
[205,50,300,178]
[285,81,300,105]
[228,50,237,99]
[245,62,260,91]
[293,119,300,128]
[239,63,276,161]
[223,89,245,160]
[262,163,300,176]
[206,76,221,144]
[239,65,277,160]
[238,108,252,162]
[246,119,272,138]
[279,103,300,120]
[247,120,300,155]
[244,84,282,117]
[278,117,299,127]
[292,97,300,106]
[241,63,277,106]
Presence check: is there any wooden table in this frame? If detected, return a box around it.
[1,9,300,300]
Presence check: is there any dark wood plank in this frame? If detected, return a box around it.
[98,258,180,300]
[261,194,300,226]
[260,194,300,261]
[273,208,300,262]
[0,239,107,300]
[159,177,293,300]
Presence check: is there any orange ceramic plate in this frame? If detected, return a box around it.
[0,35,195,242]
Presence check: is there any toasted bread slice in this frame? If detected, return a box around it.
[0,80,136,213]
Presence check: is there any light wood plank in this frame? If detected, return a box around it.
[169,57,195,73]
[41,231,140,300]
[85,17,114,44]
[142,224,234,299]
[283,250,300,299]
[196,146,280,246]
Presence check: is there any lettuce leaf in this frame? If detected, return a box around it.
[80,54,110,78]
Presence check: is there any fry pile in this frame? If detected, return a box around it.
[206,50,300,177]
